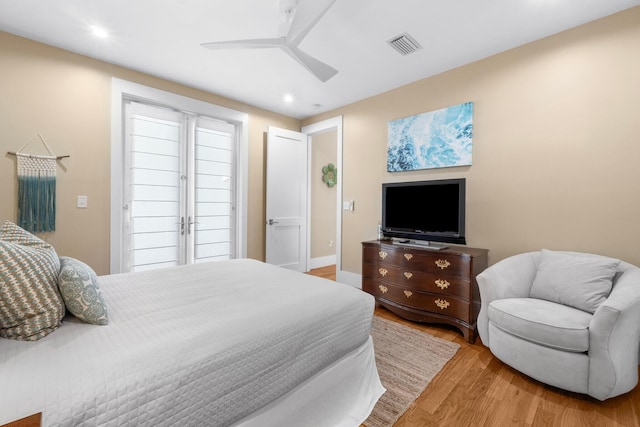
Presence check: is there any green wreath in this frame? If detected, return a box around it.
[322,163,337,187]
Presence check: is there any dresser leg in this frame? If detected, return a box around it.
[461,326,476,344]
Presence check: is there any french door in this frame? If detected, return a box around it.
[122,101,236,272]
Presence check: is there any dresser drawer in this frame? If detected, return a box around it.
[363,262,470,299]
[363,244,471,277]
[364,278,471,323]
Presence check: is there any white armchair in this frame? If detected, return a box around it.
[477,250,640,400]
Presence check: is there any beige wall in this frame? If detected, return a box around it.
[2,7,639,278]
[304,7,640,273]
[0,31,300,275]
[310,130,337,260]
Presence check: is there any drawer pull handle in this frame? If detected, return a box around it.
[404,253,413,261]
[435,259,451,269]
[404,272,413,279]
[435,279,450,289]
[379,285,388,294]
[404,290,413,298]
[435,299,450,310]
[379,251,388,259]
[378,268,388,277]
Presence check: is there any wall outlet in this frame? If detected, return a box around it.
[342,200,354,211]
[77,195,88,208]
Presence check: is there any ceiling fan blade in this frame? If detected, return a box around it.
[285,46,338,82]
[286,0,337,46]
[201,38,286,50]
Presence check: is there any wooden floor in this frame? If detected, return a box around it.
[307,265,640,427]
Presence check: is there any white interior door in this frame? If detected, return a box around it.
[266,126,308,271]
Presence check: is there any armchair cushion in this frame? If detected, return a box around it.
[530,249,619,313]
[489,298,592,352]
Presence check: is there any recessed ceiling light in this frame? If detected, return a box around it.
[283,94,294,103]
[90,25,109,39]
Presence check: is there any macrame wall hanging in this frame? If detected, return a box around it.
[7,133,69,233]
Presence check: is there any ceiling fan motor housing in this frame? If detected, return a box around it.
[279,0,298,17]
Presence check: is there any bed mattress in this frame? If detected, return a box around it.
[0,259,377,426]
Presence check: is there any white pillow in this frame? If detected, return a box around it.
[530,249,619,313]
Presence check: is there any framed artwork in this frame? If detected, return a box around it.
[387,101,473,171]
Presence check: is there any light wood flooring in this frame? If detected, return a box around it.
[307,265,640,427]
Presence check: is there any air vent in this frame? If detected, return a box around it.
[387,32,422,56]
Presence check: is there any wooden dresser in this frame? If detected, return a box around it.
[362,240,488,343]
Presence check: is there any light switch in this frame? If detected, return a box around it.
[77,195,88,208]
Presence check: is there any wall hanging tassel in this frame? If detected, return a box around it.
[16,153,57,232]
[11,133,60,233]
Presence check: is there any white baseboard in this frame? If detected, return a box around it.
[310,255,336,269]
[309,256,361,289]
[337,269,362,289]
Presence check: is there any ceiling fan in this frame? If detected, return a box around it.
[201,0,338,82]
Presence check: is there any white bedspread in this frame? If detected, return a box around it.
[0,259,376,426]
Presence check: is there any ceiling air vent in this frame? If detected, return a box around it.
[387,32,422,56]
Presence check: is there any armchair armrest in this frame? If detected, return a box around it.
[476,252,539,346]
[588,265,640,400]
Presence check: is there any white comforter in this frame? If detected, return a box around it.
[0,259,375,426]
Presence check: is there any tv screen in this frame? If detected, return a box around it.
[382,178,466,245]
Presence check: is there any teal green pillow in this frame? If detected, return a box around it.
[58,256,109,325]
[0,220,65,341]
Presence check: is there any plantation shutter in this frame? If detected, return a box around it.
[124,102,185,272]
[193,117,235,263]
[122,102,237,272]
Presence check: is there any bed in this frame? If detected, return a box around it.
[0,255,384,426]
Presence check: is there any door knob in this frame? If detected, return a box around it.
[268,219,279,225]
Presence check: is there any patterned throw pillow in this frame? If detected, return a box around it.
[0,220,65,341]
[58,256,109,325]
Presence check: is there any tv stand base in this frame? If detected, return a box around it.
[391,239,448,251]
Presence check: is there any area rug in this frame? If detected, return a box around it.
[364,316,460,427]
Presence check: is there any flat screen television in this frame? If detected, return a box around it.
[381,178,466,245]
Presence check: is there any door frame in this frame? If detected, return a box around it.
[110,78,249,274]
[301,116,344,279]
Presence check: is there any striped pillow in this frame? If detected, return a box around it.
[0,221,65,341]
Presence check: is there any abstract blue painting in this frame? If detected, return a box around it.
[387,102,473,171]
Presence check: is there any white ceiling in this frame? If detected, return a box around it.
[1,0,638,120]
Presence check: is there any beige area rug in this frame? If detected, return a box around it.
[365,316,460,427]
